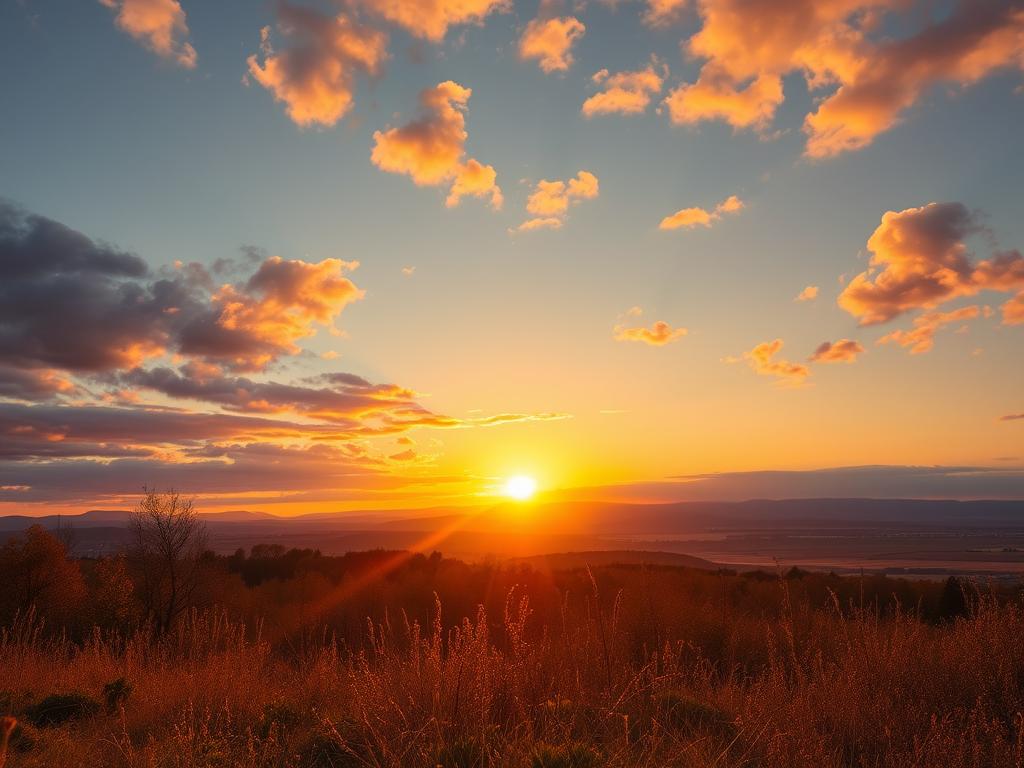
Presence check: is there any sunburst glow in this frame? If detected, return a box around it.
[503,475,537,501]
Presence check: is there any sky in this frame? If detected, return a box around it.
[1,0,1023,515]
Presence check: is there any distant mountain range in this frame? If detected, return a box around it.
[3,498,1023,572]
[2,498,1023,535]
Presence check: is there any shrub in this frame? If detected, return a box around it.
[531,742,602,768]
[25,693,101,727]
[9,720,39,753]
[102,677,132,712]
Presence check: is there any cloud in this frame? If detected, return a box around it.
[643,0,688,27]
[123,365,435,428]
[664,65,783,130]
[877,305,984,354]
[514,217,563,233]
[371,81,502,209]
[519,16,586,73]
[446,158,504,209]
[99,0,197,67]
[176,256,364,371]
[1001,413,1024,422]
[582,62,665,117]
[401,266,416,276]
[804,2,1024,158]
[659,194,743,230]
[515,171,599,232]
[355,0,509,43]
[838,202,1024,325]
[663,0,1024,157]
[0,200,362,374]
[743,339,810,383]
[0,367,76,402]
[614,320,687,346]
[246,3,388,128]
[795,285,819,302]
[1003,291,1024,325]
[809,339,864,363]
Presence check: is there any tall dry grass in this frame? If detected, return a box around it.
[1,568,1023,767]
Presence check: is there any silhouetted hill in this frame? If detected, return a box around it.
[512,550,719,570]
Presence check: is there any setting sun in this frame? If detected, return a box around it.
[503,475,537,501]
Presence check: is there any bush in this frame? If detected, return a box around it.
[9,719,39,753]
[531,742,602,768]
[25,693,101,727]
[102,677,132,712]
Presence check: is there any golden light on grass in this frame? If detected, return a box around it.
[503,475,537,501]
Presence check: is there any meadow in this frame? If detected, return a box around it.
[2,523,1024,768]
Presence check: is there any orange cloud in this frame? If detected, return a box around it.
[583,63,665,117]
[1003,291,1024,325]
[446,158,504,209]
[664,65,783,130]
[181,256,364,371]
[878,306,983,355]
[809,339,864,363]
[519,16,586,73]
[514,217,563,233]
[660,194,743,230]
[795,285,819,302]
[804,3,1024,158]
[614,320,687,346]
[643,0,688,27]
[247,3,388,128]
[516,171,599,232]
[839,203,1024,325]
[663,0,1024,156]
[371,81,502,209]
[100,0,197,67]
[744,339,810,383]
[356,0,509,42]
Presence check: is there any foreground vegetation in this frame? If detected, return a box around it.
[2,505,1024,767]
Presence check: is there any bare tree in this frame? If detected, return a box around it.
[129,489,207,634]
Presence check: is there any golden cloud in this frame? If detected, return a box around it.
[519,16,586,73]
[877,306,984,354]
[839,203,1024,326]
[660,194,743,230]
[663,0,1024,157]
[356,0,510,42]
[371,81,502,209]
[809,339,864,363]
[614,320,687,346]
[516,171,599,232]
[1004,291,1024,325]
[643,0,688,27]
[795,285,819,302]
[583,63,665,117]
[744,339,810,383]
[247,3,388,127]
[100,0,197,67]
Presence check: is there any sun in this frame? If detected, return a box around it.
[503,475,537,501]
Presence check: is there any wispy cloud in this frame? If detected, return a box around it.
[660,194,743,230]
